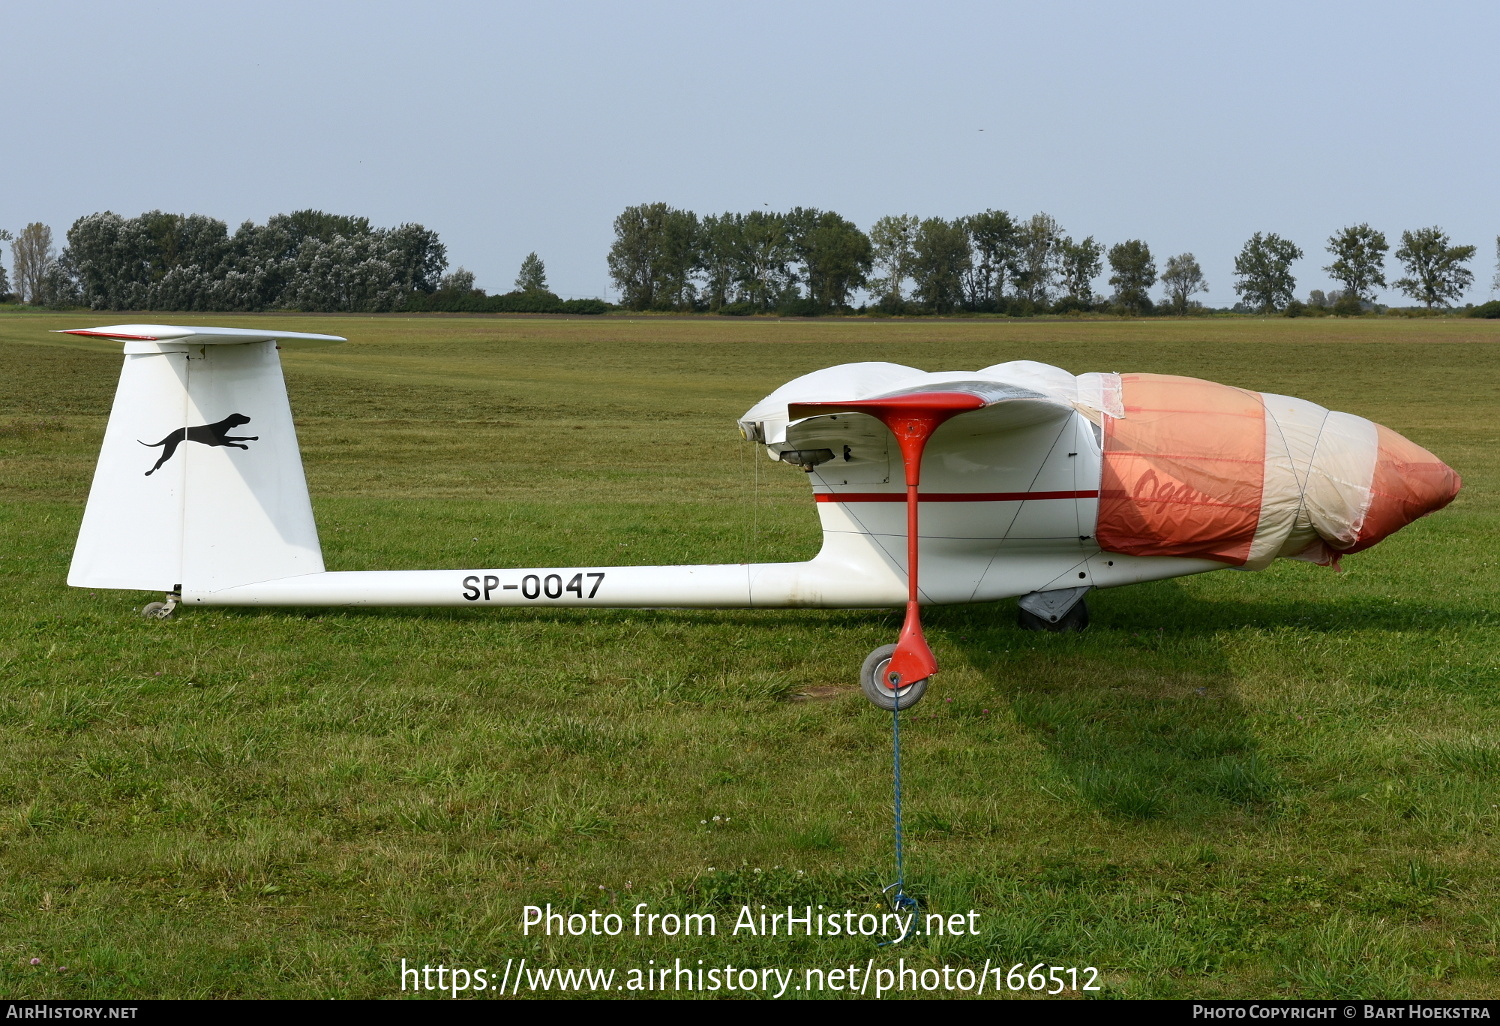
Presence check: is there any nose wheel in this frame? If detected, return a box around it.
[860,644,930,710]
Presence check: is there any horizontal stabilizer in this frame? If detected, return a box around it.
[56,324,346,348]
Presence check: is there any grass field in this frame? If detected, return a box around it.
[1,311,1498,1000]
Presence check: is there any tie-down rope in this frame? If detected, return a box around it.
[881,698,918,945]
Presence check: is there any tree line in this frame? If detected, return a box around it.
[3,206,1496,316]
[0,211,607,314]
[607,202,1499,316]
[3,211,446,312]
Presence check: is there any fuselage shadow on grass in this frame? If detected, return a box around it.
[932,581,1284,824]
[933,577,1487,824]
[1093,584,1490,636]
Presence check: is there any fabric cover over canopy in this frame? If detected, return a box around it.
[1099,373,1460,568]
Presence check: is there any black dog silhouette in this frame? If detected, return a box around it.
[139,413,258,476]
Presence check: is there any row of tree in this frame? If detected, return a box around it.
[1237,225,1482,313]
[605,204,1131,314]
[3,212,618,315]
[3,206,1493,316]
[3,211,449,312]
[606,203,1494,314]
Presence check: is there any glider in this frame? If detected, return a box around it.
[59,324,1461,709]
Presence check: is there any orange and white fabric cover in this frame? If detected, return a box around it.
[1097,373,1460,569]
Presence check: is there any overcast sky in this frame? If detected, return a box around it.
[7,0,1497,305]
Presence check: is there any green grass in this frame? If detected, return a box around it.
[1,312,1498,999]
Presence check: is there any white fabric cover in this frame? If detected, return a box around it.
[1249,394,1379,569]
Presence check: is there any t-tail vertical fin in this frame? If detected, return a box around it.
[64,324,345,594]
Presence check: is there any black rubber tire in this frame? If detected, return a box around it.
[859,643,930,711]
[1017,598,1089,633]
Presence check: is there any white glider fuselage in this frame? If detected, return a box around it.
[190,419,1217,611]
[186,365,1219,610]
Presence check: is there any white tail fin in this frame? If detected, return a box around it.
[66,324,344,594]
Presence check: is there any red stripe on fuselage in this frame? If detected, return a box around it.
[814,490,1099,503]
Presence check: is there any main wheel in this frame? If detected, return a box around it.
[1017,598,1089,632]
[140,601,175,620]
[859,643,930,710]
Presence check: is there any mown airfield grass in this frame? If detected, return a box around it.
[0,310,1497,1000]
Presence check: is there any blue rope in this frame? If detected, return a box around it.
[880,696,918,945]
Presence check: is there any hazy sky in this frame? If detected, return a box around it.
[7,0,1498,305]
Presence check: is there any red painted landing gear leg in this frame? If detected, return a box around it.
[789,393,985,709]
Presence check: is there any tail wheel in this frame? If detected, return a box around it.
[860,643,929,711]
